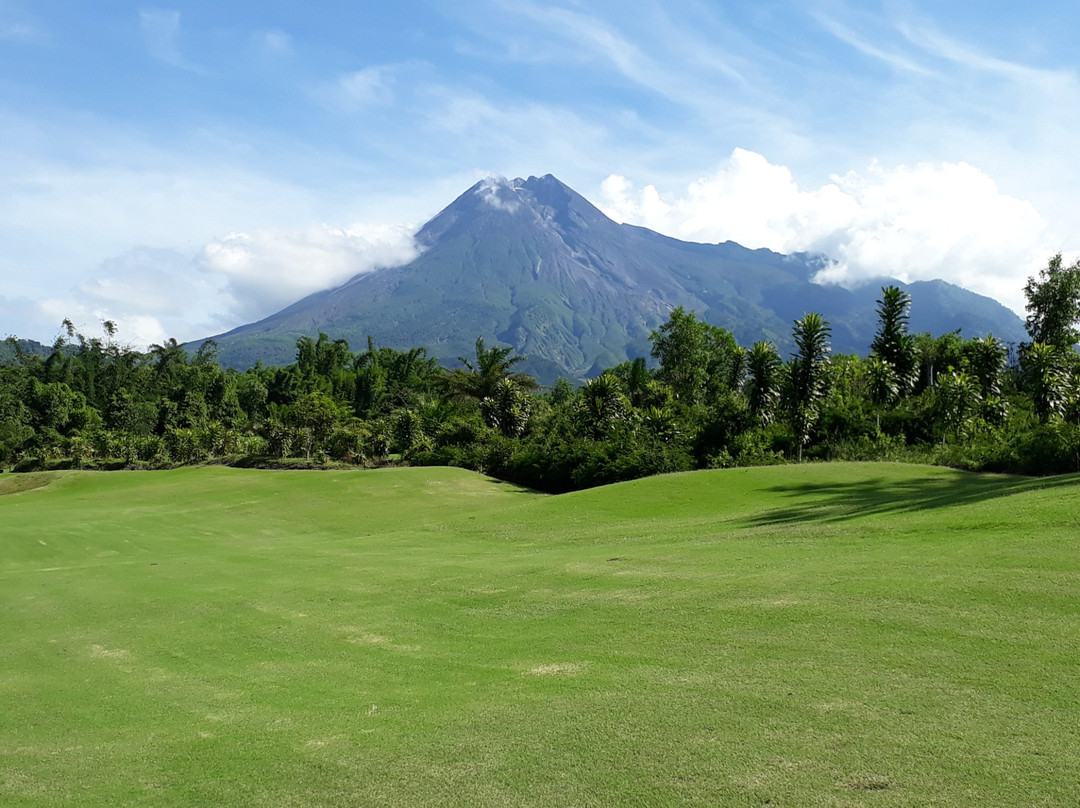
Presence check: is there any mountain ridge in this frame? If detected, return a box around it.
[196,174,1026,380]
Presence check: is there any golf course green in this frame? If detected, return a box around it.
[2,463,1078,806]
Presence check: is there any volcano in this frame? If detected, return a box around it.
[198,174,1026,380]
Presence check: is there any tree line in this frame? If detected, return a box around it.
[3,254,1080,491]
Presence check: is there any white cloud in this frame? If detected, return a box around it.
[0,155,326,265]
[600,148,860,249]
[78,248,218,316]
[37,298,174,349]
[0,102,457,345]
[475,176,521,212]
[200,222,422,322]
[26,247,229,347]
[8,224,423,349]
[599,149,1050,314]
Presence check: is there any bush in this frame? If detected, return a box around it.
[324,425,369,463]
[990,422,1080,475]
[496,433,695,493]
[726,427,787,467]
[821,431,908,462]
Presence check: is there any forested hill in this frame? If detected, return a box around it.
[0,338,52,364]
[195,174,1026,380]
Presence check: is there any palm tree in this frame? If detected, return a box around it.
[480,377,533,438]
[446,337,537,402]
[934,366,979,442]
[964,334,1007,400]
[577,374,632,440]
[786,313,831,461]
[745,341,781,425]
[865,356,899,407]
[1022,342,1068,422]
[871,285,917,396]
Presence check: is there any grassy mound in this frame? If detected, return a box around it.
[2,463,1078,806]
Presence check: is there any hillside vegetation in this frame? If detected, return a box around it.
[6,264,1080,491]
[3,463,1079,806]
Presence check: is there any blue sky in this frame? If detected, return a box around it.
[3,0,1079,346]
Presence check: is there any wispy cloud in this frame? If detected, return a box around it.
[508,3,665,91]
[0,20,37,41]
[897,21,1073,88]
[139,8,202,72]
[487,0,745,103]
[253,29,293,57]
[812,12,936,76]
[334,66,395,107]
[417,86,618,176]
[449,2,825,174]
[0,1,44,43]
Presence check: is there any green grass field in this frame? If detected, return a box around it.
[2,463,1079,806]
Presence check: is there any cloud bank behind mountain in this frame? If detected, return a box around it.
[599,149,1049,317]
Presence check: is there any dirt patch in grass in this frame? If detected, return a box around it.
[528,662,585,676]
[338,626,421,652]
[841,774,894,791]
[88,644,130,660]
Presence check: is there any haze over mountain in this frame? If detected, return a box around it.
[198,174,1026,380]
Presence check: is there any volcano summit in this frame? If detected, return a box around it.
[199,174,1025,379]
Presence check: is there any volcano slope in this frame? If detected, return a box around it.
[2,463,1078,806]
[199,174,1025,379]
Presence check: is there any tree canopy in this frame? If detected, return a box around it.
[1024,253,1080,349]
[7,273,1080,487]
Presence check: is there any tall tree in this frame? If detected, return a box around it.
[289,391,341,459]
[871,285,917,396]
[577,374,632,440]
[650,306,740,404]
[354,337,389,417]
[913,330,965,392]
[934,366,980,442]
[480,378,533,438]
[786,312,831,461]
[1024,253,1080,349]
[963,334,1007,400]
[865,356,899,408]
[623,357,652,407]
[1021,342,1069,423]
[745,341,781,424]
[650,307,708,402]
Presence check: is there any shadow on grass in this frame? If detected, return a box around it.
[748,470,1080,526]
[488,478,550,496]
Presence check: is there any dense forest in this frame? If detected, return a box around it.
[3,255,1080,492]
